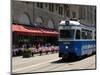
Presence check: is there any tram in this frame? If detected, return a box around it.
[58,20,96,60]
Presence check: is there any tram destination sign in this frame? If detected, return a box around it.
[59,26,73,29]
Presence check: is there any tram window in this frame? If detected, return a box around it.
[60,30,75,39]
[95,31,96,39]
[82,29,92,39]
[76,30,80,39]
[88,31,92,39]
[93,31,96,39]
[82,32,86,39]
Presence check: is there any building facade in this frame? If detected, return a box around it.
[12,1,96,47]
[12,1,96,29]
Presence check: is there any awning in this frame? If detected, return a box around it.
[41,29,59,37]
[12,24,43,36]
[12,24,59,37]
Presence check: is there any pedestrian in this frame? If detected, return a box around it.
[45,46,48,54]
[51,45,54,54]
[38,45,42,56]
[31,45,36,56]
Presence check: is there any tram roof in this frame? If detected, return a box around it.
[59,20,95,30]
[60,20,80,25]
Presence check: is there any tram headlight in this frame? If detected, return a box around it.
[65,46,68,49]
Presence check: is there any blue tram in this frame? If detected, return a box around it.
[58,20,96,59]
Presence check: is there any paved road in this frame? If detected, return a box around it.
[12,53,96,74]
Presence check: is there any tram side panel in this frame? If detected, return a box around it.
[59,40,96,59]
[80,40,96,56]
[59,41,82,58]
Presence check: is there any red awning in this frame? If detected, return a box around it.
[12,24,43,36]
[41,29,59,37]
[12,24,59,37]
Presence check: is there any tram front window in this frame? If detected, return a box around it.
[60,30,75,39]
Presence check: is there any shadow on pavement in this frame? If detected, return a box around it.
[51,54,96,64]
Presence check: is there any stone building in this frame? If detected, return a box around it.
[12,1,96,28]
[11,1,96,46]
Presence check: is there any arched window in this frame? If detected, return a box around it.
[35,17,43,23]
[18,13,30,25]
[47,20,54,29]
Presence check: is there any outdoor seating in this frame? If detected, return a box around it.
[12,45,59,57]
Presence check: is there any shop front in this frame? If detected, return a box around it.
[12,24,59,48]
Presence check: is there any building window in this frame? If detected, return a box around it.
[49,3,54,12]
[51,4,54,12]
[87,6,93,23]
[72,12,76,18]
[40,3,43,8]
[66,9,70,17]
[56,4,58,11]
[79,7,85,19]
[64,5,70,17]
[37,3,40,8]
[49,4,51,11]
[59,6,63,15]
[25,2,30,4]
[58,6,60,14]
[37,3,43,8]
[45,3,48,8]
